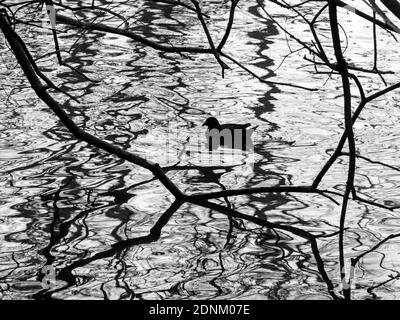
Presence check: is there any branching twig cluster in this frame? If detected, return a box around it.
[1,0,400,300]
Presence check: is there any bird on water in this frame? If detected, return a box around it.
[202,117,254,151]
[202,117,251,131]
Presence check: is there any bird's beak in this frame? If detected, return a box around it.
[202,122,207,126]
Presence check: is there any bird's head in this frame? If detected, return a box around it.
[202,117,220,129]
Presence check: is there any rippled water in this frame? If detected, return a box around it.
[1,0,400,300]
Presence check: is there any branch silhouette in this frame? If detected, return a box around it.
[1,0,400,300]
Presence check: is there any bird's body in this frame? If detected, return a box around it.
[202,117,254,151]
[203,117,251,131]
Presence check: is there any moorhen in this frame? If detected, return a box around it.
[202,117,254,151]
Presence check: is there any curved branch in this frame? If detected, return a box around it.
[0,12,183,198]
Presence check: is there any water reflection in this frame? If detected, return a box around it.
[0,0,400,300]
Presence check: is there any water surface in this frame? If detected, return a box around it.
[1,0,400,300]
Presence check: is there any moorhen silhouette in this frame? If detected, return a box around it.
[202,117,254,151]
